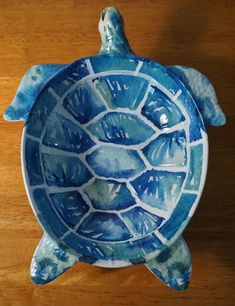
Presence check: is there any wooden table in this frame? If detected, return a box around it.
[0,1,234,305]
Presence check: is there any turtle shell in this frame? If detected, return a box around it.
[22,55,207,266]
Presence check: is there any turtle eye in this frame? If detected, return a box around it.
[101,9,106,21]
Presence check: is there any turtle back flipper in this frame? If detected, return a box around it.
[167,65,226,126]
[145,236,192,291]
[3,64,66,122]
[31,234,79,285]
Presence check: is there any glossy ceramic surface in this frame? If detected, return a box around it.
[3,7,226,290]
[22,55,207,262]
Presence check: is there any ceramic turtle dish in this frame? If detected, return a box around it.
[4,7,226,290]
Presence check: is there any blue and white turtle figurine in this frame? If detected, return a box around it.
[3,7,226,290]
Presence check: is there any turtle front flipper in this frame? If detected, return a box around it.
[3,64,66,122]
[167,65,226,126]
[145,237,192,291]
[31,234,79,285]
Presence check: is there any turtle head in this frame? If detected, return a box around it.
[98,7,134,56]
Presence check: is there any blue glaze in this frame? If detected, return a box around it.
[90,56,138,73]
[27,89,58,138]
[97,234,163,262]
[49,191,89,228]
[178,93,205,142]
[145,237,192,291]
[135,234,163,257]
[140,62,177,92]
[84,179,135,210]
[88,112,155,145]
[98,7,134,56]
[86,146,145,179]
[43,113,95,153]
[31,257,58,285]
[63,81,106,124]
[121,207,164,237]
[94,75,148,109]
[25,138,43,186]
[3,64,65,121]
[140,61,205,142]
[108,233,163,261]
[141,86,185,129]
[31,234,79,285]
[131,170,186,211]
[77,212,132,241]
[42,154,92,187]
[142,130,187,167]
[185,144,203,191]
[53,247,69,262]
[49,59,91,97]
[159,193,197,239]
[33,189,68,238]
[63,232,108,259]
[167,66,226,126]
[39,225,163,263]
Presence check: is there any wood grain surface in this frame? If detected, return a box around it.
[0,1,234,305]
